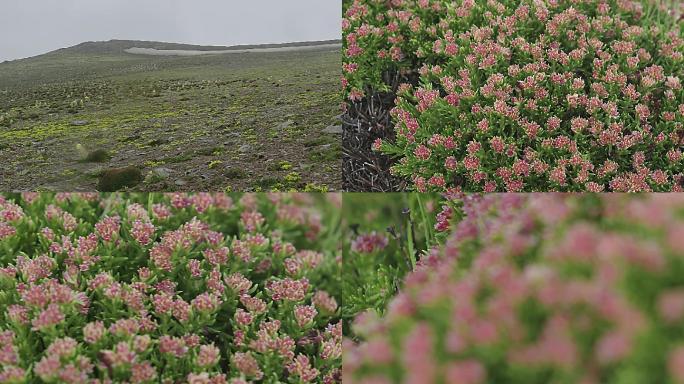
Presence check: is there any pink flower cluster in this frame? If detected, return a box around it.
[345,194,684,383]
[0,197,23,241]
[0,193,341,383]
[350,232,389,254]
[344,0,684,192]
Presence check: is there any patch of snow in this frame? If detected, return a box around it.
[124,43,341,57]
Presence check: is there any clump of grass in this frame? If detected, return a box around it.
[98,166,143,191]
[163,154,194,164]
[82,149,111,163]
[304,136,332,148]
[196,147,223,157]
[309,144,340,162]
[147,138,168,147]
[225,168,247,180]
[256,177,280,190]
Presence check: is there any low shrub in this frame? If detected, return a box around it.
[83,149,111,163]
[98,167,144,192]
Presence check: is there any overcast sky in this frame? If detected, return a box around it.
[0,0,340,61]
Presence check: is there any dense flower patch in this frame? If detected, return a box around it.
[344,194,684,383]
[0,193,342,383]
[343,0,684,191]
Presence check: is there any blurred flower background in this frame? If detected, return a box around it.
[344,194,684,384]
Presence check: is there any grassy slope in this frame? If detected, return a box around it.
[0,41,341,191]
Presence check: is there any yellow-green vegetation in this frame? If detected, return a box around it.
[279,161,293,171]
[284,172,302,184]
[144,160,166,168]
[251,171,311,192]
[304,183,329,192]
[208,160,223,169]
[0,41,341,191]
[0,111,180,141]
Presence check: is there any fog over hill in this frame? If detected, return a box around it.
[26,39,342,58]
[0,0,341,61]
[0,39,341,67]
[0,38,342,87]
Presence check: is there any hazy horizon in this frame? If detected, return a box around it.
[0,0,341,61]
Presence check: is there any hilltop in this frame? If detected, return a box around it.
[13,39,342,58]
